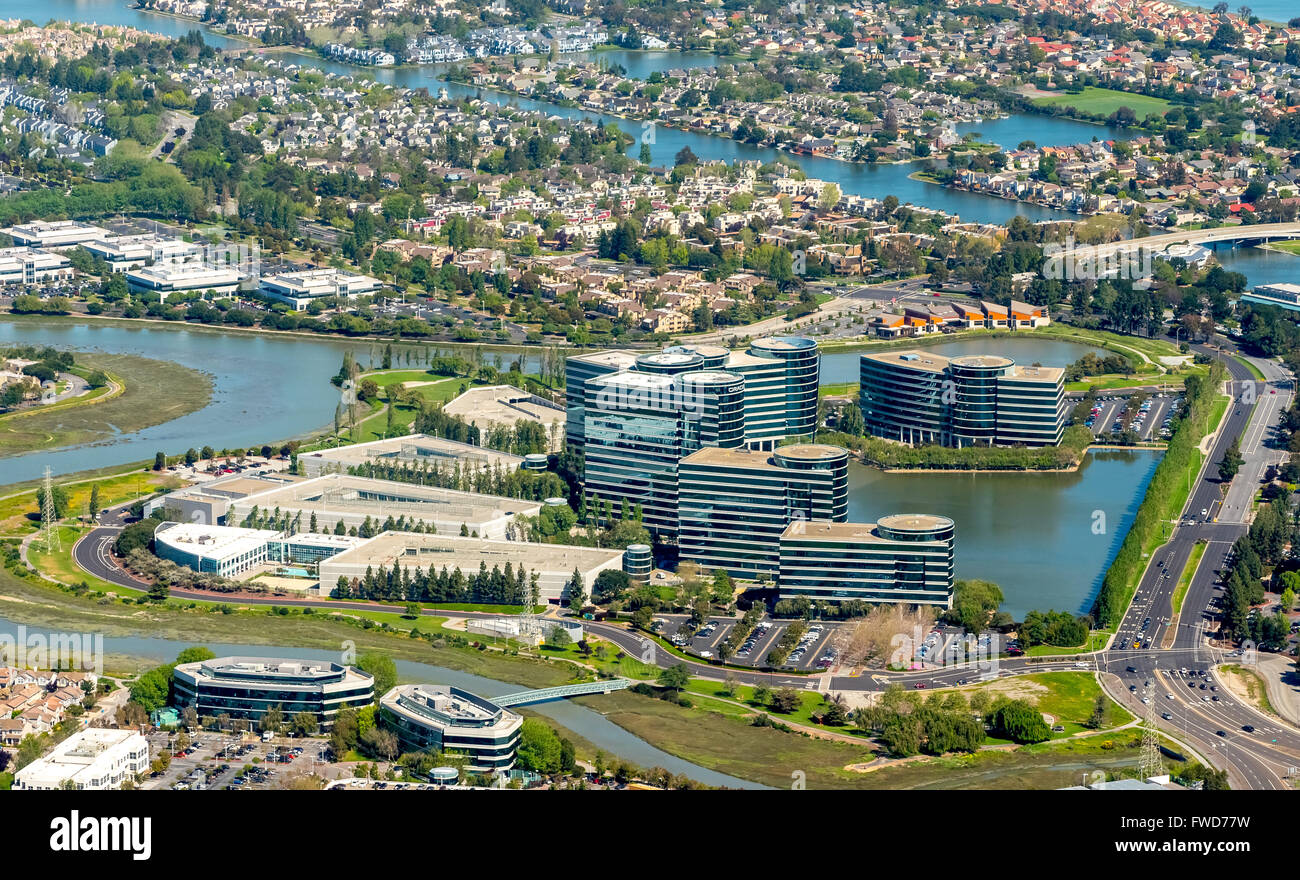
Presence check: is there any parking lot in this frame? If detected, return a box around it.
[143,731,326,790]
[652,614,841,671]
[1081,393,1180,441]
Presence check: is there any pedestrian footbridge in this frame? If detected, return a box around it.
[493,678,632,707]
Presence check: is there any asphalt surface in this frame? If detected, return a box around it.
[68,335,1300,787]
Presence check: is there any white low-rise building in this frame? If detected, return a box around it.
[81,234,204,271]
[14,728,149,791]
[126,262,244,295]
[260,268,382,309]
[0,247,72,284]
[4,219,109,249]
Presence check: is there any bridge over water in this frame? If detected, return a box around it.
[493,678,632,707]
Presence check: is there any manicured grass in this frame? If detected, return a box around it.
[26,524,129,593]
[1233,355,1266,382]
[1023,632,1110,656]
[0,470,184,537]
[1032,87,1173,120]
[1171,540,1207,615]
[0,353,212,458]
[819,381,857,398]
[956,671,1133,737]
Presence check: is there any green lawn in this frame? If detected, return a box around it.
[1032,87,1173,120]
[1171,540,1207,615]
[1233,355,1265,382]
[1023,632,1110,656]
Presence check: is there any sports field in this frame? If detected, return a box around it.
[1032,87,1172,120]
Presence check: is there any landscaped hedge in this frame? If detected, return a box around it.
[1092,362,1227,627]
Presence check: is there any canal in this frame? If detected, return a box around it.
[0,614,768,788]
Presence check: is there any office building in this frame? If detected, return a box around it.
[153,522,279,578]
[564,349,637,446]
[171,656,375,729]
[778,515,955,607]
[299,434,524,478]
[224,473,541,540]
[1242,283,1300,314]
[153,522,366,578]
[81,234,203,270]
[0,247,72,284]
[125,262,243,295]
[4,219,109,249]
[318,530,623,602]
[260,268,382,309]
[677,444,849,578]
[565,336,819,452]
[13,728,149,791]
[582,369,745,538]
[860,350,1066,447]
[379,684,522,772]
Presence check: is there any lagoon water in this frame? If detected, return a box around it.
[0,614,767,788]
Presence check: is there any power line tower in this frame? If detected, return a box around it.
[1137,682,1164,780]
[40,466,60,553]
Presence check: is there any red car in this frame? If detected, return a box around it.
[914,682,927,689]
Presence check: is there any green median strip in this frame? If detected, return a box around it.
[1171,540,1207,616]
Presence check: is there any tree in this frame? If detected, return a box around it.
[1219,437,1243,482]
[567,567,586,613]
[291,711,318,737]
[260,704,284,733]
[657,663,689,691]
[153,451,167,471]
[87,483,100,519]
[516,718,563,774]
[357,653,397,697]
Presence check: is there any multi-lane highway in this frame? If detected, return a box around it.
[67,331,1300,787]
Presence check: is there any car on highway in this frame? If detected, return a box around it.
[913,682,927,689]
[1216,730,1228,738]
[1243,725,1255,733]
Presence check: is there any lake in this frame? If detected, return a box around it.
[0,317,541,483]
[848,449,1163,619]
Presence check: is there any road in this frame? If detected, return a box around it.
[66,334,1300,787]
[1068,221,1300,258]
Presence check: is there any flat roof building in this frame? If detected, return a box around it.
[172,656,375,729]
[860,350,1066,448]
[0,246,72,284]
[153,521,367,578]
[299,434,524,478]
[1242,283,1300,314]
[564,349,638,446]
[81,234,203,270]
[441,384,566,451]
[126,262,244,295]
[13,728,149,791]
[318,530,623,602]
[154,522,280,578]
[225,473,541,540]
[379,684,522,772]
[678,444,849,579]
[142,469,304,524]
[260,268,382,309]
[779,515,955,607]
[4,219,109,249]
